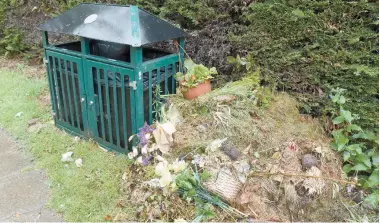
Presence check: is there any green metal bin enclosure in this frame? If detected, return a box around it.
[38,3,186,153]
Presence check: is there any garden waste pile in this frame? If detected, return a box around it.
[113,73,376,222]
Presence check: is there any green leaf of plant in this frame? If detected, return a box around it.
[332,115,345,124]
[199,170,212,181]
[351,163,370,171]
[355,153,371,168]
[292,9,305,17]
[338,95,346,104]
[246,62,252,71]
[343,151,350,162]
[346,124,362,132]
[341,110,354,123]
[226,56,236,64]
[364,192,379,206]
[367,169,379,187]
[343,164,353,173]
[332,94,340,103]
[184,59,195,71]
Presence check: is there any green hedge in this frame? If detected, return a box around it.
[0,0,378,133]
[234,0,379,132]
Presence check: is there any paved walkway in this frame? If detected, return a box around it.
[0,129,62,222]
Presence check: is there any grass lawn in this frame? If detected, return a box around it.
[0,64,133,221]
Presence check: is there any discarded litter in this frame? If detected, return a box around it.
[75,158,83,167]
[14,112,23,118]
[61,151,73,162]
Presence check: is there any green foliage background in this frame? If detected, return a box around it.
[0,0,378,133]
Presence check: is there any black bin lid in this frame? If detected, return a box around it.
[39,3,187,47]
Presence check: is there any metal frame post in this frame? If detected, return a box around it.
[131,47,144,130]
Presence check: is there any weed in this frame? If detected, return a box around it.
[330,88,379,206]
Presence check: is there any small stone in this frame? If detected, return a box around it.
[27,118,40,126]
[196,124,207,132]
[351,190,364,203]
[302,154,318,170]
[220,141,241,161]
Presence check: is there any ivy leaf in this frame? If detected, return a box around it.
[351,163,370,171]
[292,9,305,17]
[332,115,345,124]
[343,151,350,162]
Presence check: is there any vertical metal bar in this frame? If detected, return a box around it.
[65,60,74,125]
[81,38,90,55]
[70,61,80,128]
[52,58,62,120]
[113,70,121,147]
[97,69,106,140]
[130,47,144,130]
[41,31,49,46]
[58,58,69,122]
[156,67,161,121]
[121,73,128,150]
[104,69,113,142]
[172,63,176,93]
[164,65,168,95]
[130,78,137,133]
[148,71,152,124]
[46,55,58,116]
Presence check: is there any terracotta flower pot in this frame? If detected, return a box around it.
[183,80,212,100]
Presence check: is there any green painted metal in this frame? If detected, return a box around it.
[112,69,121,147]
[70,60,80,128]
[130,46,144,130]
[57,58,69,122]
[121,74,128,149]
[64,59,74,124]
[43,29,185,153]
[45,50,88,135]
[96,69,106,139]
[84,59,135,152]
[130,6,140,47]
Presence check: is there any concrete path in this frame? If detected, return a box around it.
[0,129,62,222]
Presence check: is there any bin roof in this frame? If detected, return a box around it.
[39,3,187,47]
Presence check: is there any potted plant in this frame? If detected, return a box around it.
[175,59,218,100]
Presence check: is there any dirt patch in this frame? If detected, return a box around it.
[0,56,46,78]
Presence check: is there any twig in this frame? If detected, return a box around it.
[249,172,359,186]
[248,205,258,219]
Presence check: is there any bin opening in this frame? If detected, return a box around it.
[54,40,172,63]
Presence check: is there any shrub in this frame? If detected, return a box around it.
[230,0,379,133]
[0,27,29,57]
